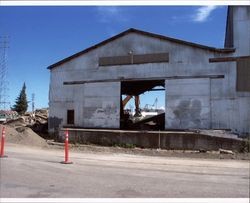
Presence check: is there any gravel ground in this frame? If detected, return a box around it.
[46,140,250,160]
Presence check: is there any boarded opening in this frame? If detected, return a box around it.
[236,57,250,92]
[67,110,74,125]
[99,52,169,66]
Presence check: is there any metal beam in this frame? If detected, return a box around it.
[63,75,224,85]
[209,55,250,63]
[146,88,165,91]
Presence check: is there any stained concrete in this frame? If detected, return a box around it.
[232,6,250,56]
[165,78,210,129]
[57,128,245,152]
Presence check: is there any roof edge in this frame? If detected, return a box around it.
[47,28,235,70]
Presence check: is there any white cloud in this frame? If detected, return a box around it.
[192,6,218,22]
[97,6,119,15]
[95,6,128,23]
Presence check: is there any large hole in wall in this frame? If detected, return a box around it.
[120,80,165,130]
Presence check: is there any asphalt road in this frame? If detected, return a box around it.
[0,144,249,198]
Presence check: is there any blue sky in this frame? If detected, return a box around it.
[0,6,228,111]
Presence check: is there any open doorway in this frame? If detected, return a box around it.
[120,80,165,130]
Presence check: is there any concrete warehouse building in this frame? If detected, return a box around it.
[48,6,250,148]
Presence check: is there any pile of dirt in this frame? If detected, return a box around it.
[0,124,48,148]
[5,108,49,138]
[5,117,27,127]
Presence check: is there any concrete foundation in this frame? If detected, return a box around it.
[60,128,245,152]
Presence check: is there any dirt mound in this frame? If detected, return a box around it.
[3,108,49,139]
[5,117,26,127]
[0,125,48,148]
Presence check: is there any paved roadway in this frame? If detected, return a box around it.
[0,144,249,198]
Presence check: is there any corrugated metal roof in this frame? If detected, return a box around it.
[47,28,235,70]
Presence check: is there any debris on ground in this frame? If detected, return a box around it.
[0,110,19,123]
[4,108,49,138]
[219,148,235,155]
[1,124,48,148]
[45,140,250,160]
[5,117,26,127]
[198,129,239,139]
[199,149,207,153]
[0,108,49,148]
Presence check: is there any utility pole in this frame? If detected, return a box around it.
[0,36,10,110]
[32,93,35,113]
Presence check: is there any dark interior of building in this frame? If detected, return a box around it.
[120,80,165,130]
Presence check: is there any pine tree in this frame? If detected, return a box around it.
[12,83,28,115]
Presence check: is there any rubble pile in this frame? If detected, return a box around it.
[0,124,48,148]
[0,110,19,123]
[0,108,49,147]
[5,108,49,138]
[16,126,48,147]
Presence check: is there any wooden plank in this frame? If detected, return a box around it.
[237,57,250,92]
[133,53,169,64]
[99,55,130,66]
[209,55,250,63]
[99,52,169,66]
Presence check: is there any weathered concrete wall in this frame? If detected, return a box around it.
[165,61,250,134]
[48,83,78,134]
[165,78,210,129]
[232,6,250,56]
[210,62,250,134]
[63,129,245,151]
[49,19,250,135]
[82,82,120,128]
[48,81,120,133]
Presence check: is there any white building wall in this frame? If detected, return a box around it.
[49,28,250,135]
[82,82,120,128]
[165,78,210,129]
[233,6,250,56]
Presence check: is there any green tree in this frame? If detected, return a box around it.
[12,83,28,115]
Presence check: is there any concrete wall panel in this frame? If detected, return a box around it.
[233,7,250,56]
[165,78,210,129]
[82,82,120,128]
